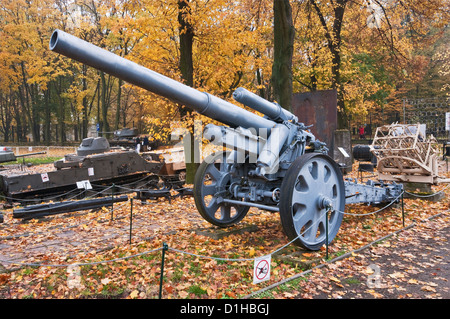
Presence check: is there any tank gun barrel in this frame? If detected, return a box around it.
[15,151,47,158]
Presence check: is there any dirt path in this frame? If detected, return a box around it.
[293,213,449,299]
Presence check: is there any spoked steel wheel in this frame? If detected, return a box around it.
[193,151,250,227]
[279,153,345,250]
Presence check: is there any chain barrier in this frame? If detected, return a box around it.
[335,190,405,217]
[1,178,448,298]
[1,207,328,267]
[0,200,128,242]
[159,210,329,263]
[0,246,162,268]
[1,182,408,266]
[404,183,450,198]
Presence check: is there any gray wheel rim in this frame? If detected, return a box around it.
[290,156,344,247]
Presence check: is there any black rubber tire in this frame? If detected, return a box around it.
[193,151,249,227]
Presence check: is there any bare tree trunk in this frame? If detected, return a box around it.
[272,0,295,112]
[309,0,348,128]
[178,0,199,184]
[82,64,88,139]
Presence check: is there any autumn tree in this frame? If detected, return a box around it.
[304,0,348,128]
[0,0,64,143]
[1,0,447,147]
[272,0,295,111]
[119,0,275,147]
[291,0,449,129]
[177,0,198,183]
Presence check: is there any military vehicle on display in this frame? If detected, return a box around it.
[0,137,164,202]
[109,128,139,149]
[48,29,405,250]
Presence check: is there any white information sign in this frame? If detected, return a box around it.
[338,147,350,158]
[88,167,95,176]
[76,180,92,190]
[41,173,49,183]
[253,255,271,284]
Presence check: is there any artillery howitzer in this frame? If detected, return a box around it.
[49,30,402,250]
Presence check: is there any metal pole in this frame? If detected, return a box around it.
[129,198,133,245]
[159,242,168,299]
[111,183,115,221]
[401,192,405,227]
[325,210,329,260]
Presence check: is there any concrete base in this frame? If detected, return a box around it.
[403,182,445,202]
[403,182,432,193]
[333,130,352,175]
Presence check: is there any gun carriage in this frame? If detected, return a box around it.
[49,30,402,250]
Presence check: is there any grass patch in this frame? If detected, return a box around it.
[188,285,207,296]
[343,277,361,285]
[3,156,62,166]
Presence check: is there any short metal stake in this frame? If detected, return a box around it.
[401,192,405,227]
[129,198,133,245]
[159,242,168,299]
[325,209,329,260]
[110,183,115,221]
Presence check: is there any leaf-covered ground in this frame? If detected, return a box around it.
[0,167,449,299]
[251,213,449,299]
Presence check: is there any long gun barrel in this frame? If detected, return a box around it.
[49,29,275,131]
[15,151,47,158]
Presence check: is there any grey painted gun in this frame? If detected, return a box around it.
[49,29,345,250]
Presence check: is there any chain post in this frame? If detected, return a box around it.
[401,192,405,227]
[111,183,115,221]
[129,197,133,245]
[325,209,329,260]
[159,242,169,299]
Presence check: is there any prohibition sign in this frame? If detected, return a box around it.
[253,255,271,284]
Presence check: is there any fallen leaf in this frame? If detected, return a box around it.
[165,285,174,294]
[226,291,236,298]
[421,285,436,292]
[388,272,405,279]
[366,289,383,298]
[129,290,139,299]
[0,274,10,285]
[101,278,111,285]
[179,291,189,298]
[329,276,341,283]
